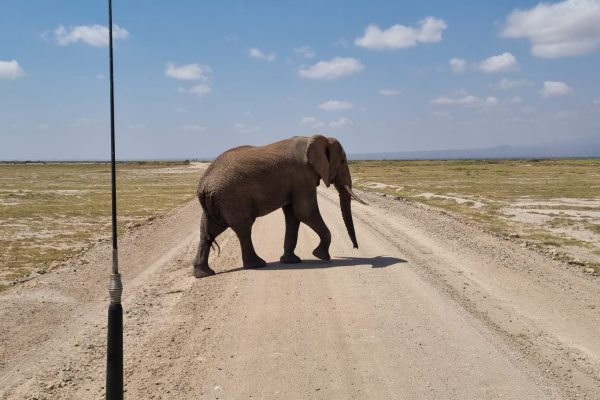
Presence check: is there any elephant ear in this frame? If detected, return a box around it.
[306,135,331,187]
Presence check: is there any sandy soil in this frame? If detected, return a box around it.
[1,188,599,399]
[500,201,600,264]
[416,192,486,208]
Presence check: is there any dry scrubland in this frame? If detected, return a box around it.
[351,159,600,275]
[0,161,204,288]
[1,159,599,289]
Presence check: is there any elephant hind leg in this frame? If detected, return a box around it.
[231,221,266,269]
[193,213,227,278]
[280,204,301,264]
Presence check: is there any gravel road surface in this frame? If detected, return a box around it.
[1,187,599,399]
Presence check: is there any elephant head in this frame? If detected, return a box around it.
[306,135,367,249]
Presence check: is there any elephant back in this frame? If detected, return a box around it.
[196,141,298,223]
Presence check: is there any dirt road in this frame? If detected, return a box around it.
[1,187,599,399]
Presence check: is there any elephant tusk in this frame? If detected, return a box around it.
[344,185,368,205]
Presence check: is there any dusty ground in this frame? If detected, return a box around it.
[0,188,599,399]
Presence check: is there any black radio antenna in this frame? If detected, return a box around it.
[105,0,124,398]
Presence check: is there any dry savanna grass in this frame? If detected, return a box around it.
[2,159,598,289]
[0,162,205,288]
[350,159,600,275]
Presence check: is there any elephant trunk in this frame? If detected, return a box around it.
[336,185,359,249]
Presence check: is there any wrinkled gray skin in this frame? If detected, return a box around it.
[192,135,363,278]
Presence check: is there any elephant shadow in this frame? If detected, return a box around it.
[217,255,407,275]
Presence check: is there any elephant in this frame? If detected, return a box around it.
[192,134,367,278]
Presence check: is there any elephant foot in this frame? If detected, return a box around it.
[193,265,216,278]
[280,253,301,264]
[312,247,331,261]
[243,257,266,269]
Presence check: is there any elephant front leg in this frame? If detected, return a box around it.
[297,206,331,261]
[280,204,301,263]
[231,222,266,269]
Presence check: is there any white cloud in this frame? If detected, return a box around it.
[294,46,315,59]
[449,58,466,73]
[319,100,353,111]
[234,123,260,133]
[166,63,211,81]
[0,60,25,80]
[501,0,600,58]
[178,84,212,96]
[189,84,212,96]
[431,90,500,108]
[298,57,364,80]
[51,24,129,47]
[249,47,276,62]
[496,77,531,90]
[379,89,399,96]
[96,74,105,80]
[300,116,324,128]
[542,81,575,98]
[593,99,600,106]
[168,63,212,96]
[182,125,207,132]
[176,107,188,113]
[329,117,353,128]
[484,96,499,106]
[431,95,478,105]
[479,52,519,73]
[355,17,447,50]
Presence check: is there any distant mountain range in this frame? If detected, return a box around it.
[349,136,600,160]
[3,136,599,163]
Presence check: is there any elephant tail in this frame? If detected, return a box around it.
[209,230,221,256]
[198,190,226,256]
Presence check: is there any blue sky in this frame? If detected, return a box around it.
[1,0,599,160]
